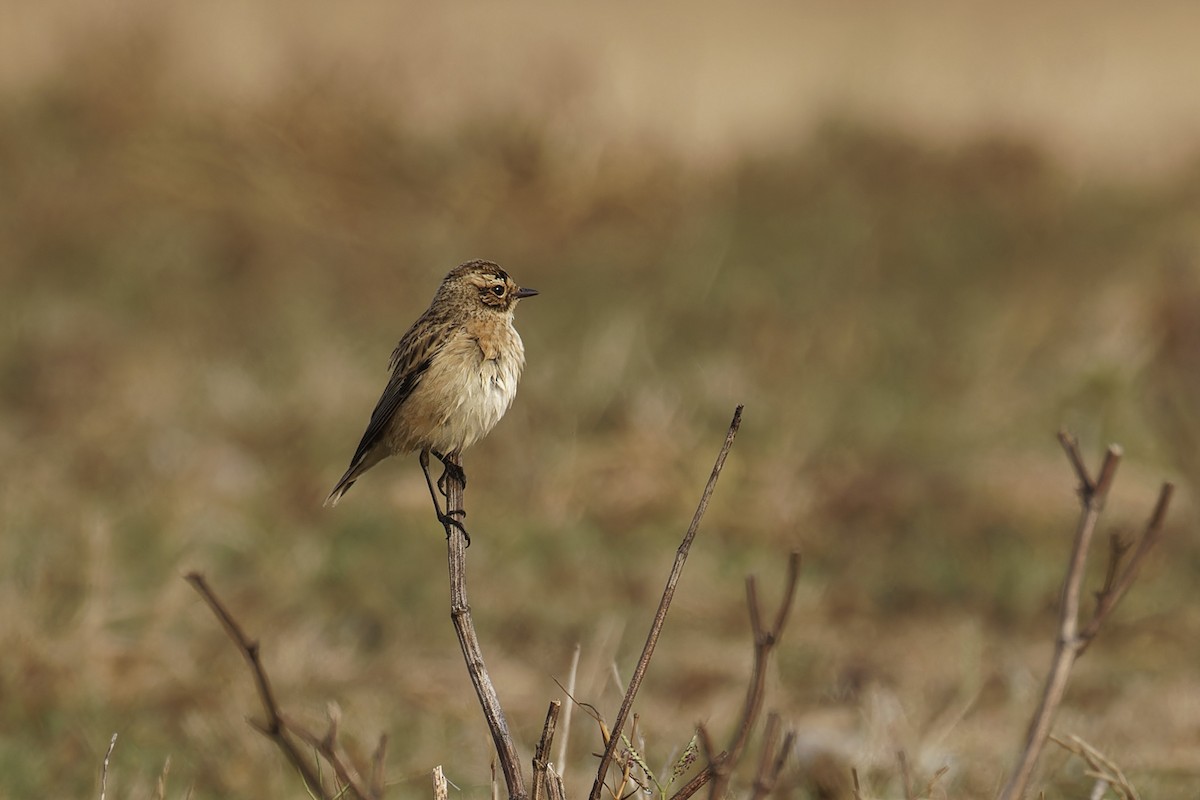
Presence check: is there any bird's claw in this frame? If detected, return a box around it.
[438,508,471,546]
[431,450,466,497]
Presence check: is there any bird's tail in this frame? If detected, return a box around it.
[324,467,360,507]
[325,447,388,508]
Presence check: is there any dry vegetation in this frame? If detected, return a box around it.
[2,7,1200,799]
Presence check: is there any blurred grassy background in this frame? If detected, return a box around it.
[2,2,1199,798]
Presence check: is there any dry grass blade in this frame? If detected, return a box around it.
[155,756,171,800]
[433,765,448,800]
[555,643,582,778]
[589,405,744,800]
[1049,734,1141,800]
[99,732,117,800]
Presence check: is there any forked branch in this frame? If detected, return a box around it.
[996,434,1173,800]
[708,552,801,800]
[186,572,379,800]
[1078,483,1174,651]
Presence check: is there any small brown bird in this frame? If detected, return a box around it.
[325,260,538,534]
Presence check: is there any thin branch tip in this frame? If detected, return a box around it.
[1150,482,1175,528]
[745,577,764,638]
[1093,447,1122,501]
[1057,429,1094,492]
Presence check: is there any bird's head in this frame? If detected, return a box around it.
[441,259,538,315]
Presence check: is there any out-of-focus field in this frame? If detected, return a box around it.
[2,3,1199,798]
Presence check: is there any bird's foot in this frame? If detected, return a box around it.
[439,508,471,546]
[433,451,467,497]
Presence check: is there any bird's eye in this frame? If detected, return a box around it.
[490,285,505,297]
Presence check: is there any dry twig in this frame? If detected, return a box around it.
[439,453,527,800]
[996,433,1173,800]
[669,759,725,800]
[707,552,800,800]
[186,572,384,800]
[1078,485,1173,652]
[747,713,794,800]
[185,572,334,798]
[546,764,567,800]
[532,701,562,800]
[291,704,373,800]
[589,405,744,800]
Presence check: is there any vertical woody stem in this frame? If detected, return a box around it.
[997,440,1119,800]
[443,456,527,800]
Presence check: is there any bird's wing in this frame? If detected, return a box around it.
[343,314,452,469]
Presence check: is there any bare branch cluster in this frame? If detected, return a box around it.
[996,432,1174,800]
[185,573,388,800]
[180,412,1175,800]
[698,552,801,800]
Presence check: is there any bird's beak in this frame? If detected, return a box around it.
[515,287,539,299]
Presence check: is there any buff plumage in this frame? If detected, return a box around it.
[326,260,537,507]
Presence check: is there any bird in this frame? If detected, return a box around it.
[325,260,538,539]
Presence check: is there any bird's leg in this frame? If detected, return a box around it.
[419,449,470,545]
[418,448,445,516]
[432,449,468,496]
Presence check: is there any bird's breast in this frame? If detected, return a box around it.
[406,321,525,454]
[472,328,524,420]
